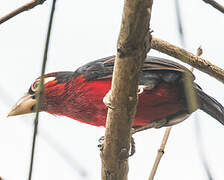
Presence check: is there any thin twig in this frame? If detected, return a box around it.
[28,0,57,180]
[151,37,224,84]
[202,0,224,14]
[0,0,46,25]
[148,127,172,180]
[191,46,203,71]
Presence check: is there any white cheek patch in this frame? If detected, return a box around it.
[44,77,56,84]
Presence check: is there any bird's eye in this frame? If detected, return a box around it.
[31,80,40,92]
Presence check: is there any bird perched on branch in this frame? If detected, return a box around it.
[8,56,224,130]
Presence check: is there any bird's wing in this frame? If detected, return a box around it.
[74,56,194,85]
[74,56,115,80]
[139,56,195,87]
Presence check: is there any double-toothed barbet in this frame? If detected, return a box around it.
[8,56,224,129]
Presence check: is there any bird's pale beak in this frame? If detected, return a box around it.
[8,94,37,117]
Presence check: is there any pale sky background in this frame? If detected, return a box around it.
[0,0,224,180]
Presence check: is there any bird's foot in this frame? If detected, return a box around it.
[103,90,115,109]
[118,136,136,160]
[129,136,136,157]
[98,136,104,151]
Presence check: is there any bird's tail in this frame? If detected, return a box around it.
[194,84,224,126]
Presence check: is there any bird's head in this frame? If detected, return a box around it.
[8,72,74,117]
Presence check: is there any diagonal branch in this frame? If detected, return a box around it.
[0,0,46,25]
[148,127,172,180]
[151,37,224,84]
[202,0,224,14]
[101,0,153,179]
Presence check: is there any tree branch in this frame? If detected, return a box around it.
[148,127,172,180]
[151,37,224,84]
[0,0,46,25]
[28,0,56,179]
[101,0,153,179]
[202,0,224,14]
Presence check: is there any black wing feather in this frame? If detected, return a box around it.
[74,56,194,84]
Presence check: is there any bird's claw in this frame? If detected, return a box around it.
[98,136,104,151]
[129,136,136,157]
[119,136,136,160]
[103,90,115,109]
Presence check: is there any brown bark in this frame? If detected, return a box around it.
[101,0,153,180]
[202,0,224,14]
[0,0,46,25]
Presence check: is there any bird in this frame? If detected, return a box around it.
[8,56,224,130]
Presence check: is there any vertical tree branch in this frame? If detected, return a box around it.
[101,0,153,180]
[28,0,57,179]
